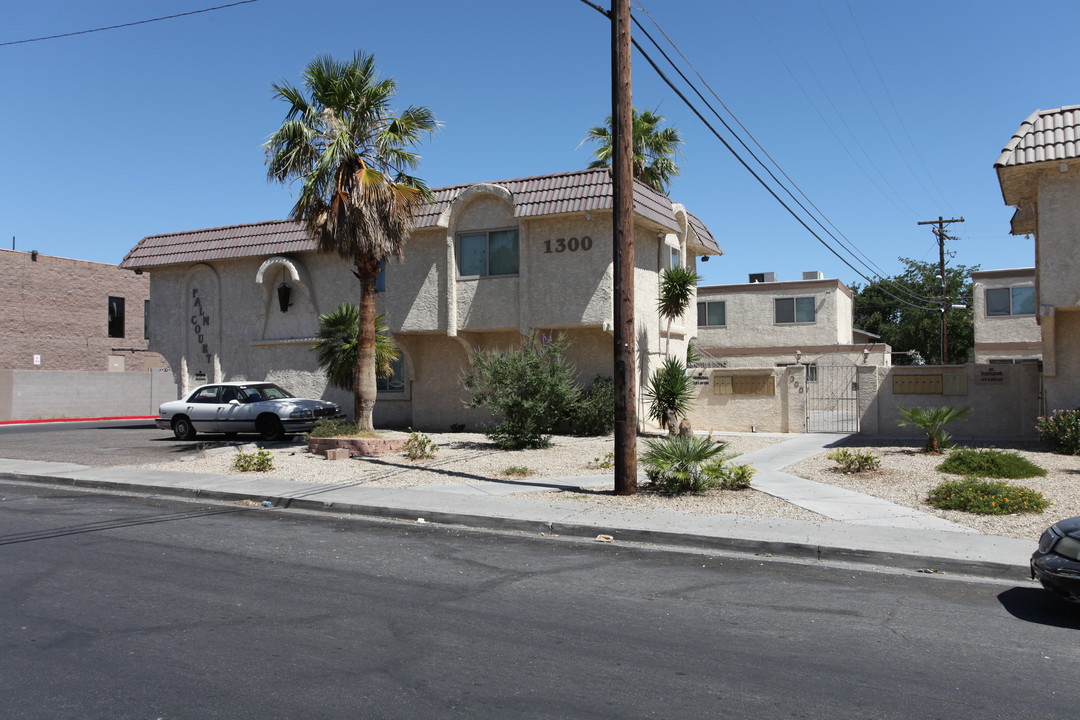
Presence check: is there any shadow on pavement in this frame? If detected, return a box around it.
[997,586,1080,629]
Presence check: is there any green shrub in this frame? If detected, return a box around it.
[827,448,881,473]
[586,452,615,470]
[569,376,615,436]
[307,419,378,439]
[937,448,1046,479]
[926,478,1049,515]
[1036,409,1080,455]
[643,356,695,432]
[403,431,437,460]
[641,435,728,494]
[234,448,274,472]
[462,332,580,449]
[703,460,757,490]
[503,466,532,477]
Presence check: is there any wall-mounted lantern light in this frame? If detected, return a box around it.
[277,282,292,312]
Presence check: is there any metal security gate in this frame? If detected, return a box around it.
[805,355,859,432]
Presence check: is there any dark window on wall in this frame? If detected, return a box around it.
[108,296,125,338]
[986,287,1035,316]
[377,355,406,393]
[144,300,150,340]
[697,301,726,327]
[774,297,815,324]
[457,228,519,277]
[375,260,386,293]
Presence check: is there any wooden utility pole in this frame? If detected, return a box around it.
[612,0,637,495]
[917,216,964,364]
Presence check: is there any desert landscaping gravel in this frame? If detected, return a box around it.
[137,432,1080,539]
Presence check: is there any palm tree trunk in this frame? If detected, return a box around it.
[354,259,380,432]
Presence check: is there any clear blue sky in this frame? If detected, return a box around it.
[2,0,1074,289]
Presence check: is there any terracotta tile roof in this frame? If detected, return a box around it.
[121,168,719,269]
[995,105,1080,168]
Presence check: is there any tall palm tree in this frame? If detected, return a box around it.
[583,108,682,194]
[266,52,437,431]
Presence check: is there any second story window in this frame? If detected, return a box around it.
[457,228,519,277]
[108,296,126,338]
[697,300,725,327]
[775,297,815,324]
[986,286,1035,316]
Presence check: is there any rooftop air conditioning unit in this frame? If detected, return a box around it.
[802,270,824,280]
[748,272,777,283]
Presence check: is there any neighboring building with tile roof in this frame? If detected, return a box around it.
[123,168,721,430]
[995,105,1080,411]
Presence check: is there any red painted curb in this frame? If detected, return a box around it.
[0,416,156,426]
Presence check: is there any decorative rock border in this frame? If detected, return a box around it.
[308,436,408,457]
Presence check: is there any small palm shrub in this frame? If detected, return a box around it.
[643,356,694,432]
[569,376,615,436]
[927,478,1049,515]
[897,405,974,454]
[234,448,274,472]
[1036,409,1080,455]
[937,448,1046,479]
[403,431,437,460]
[826,449,881,473]
[641,435,728,494]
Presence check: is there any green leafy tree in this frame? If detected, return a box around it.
[312,304,398,392]
[851,257,978,365]
[462,333,581,449]
[583,108,682,194]
[266,51,437,430]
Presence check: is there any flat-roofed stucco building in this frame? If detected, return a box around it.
[971,267,1041,364]
[995,105,1080,410]
[120,168,721,429]
[693,274,891,370]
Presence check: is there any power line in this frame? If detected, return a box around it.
[0,0,262,47]
[631,1,938,306]
[618,4,939,310]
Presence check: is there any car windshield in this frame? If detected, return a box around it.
[239,384,294,402]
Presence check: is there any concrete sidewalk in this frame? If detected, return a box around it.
[0,433,1036,582]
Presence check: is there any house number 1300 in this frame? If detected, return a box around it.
[543,236,593,253]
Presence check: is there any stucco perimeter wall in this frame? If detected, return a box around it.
[685,366,805,433]
[0,370,177,421]
[1044,309,1080,411]
[706,347,891,369]
[859,363,1041,439]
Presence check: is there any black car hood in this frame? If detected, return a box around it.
[1054,516,1080,539]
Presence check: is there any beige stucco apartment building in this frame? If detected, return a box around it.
[693,274,890,370]
[995,105,1080,411]
[971,267,1041,364]
[120,168,721,430]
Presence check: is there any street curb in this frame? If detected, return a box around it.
[2,471,1031,582]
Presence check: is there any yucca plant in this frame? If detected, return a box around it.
[643,356,694,432]
[897,405,973,454]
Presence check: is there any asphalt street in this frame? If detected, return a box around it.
[2,482,1077,719]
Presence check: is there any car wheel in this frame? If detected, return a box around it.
[172,416,197,440]
[257,415,285,442]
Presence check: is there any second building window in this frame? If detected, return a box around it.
[458,229,519,277]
